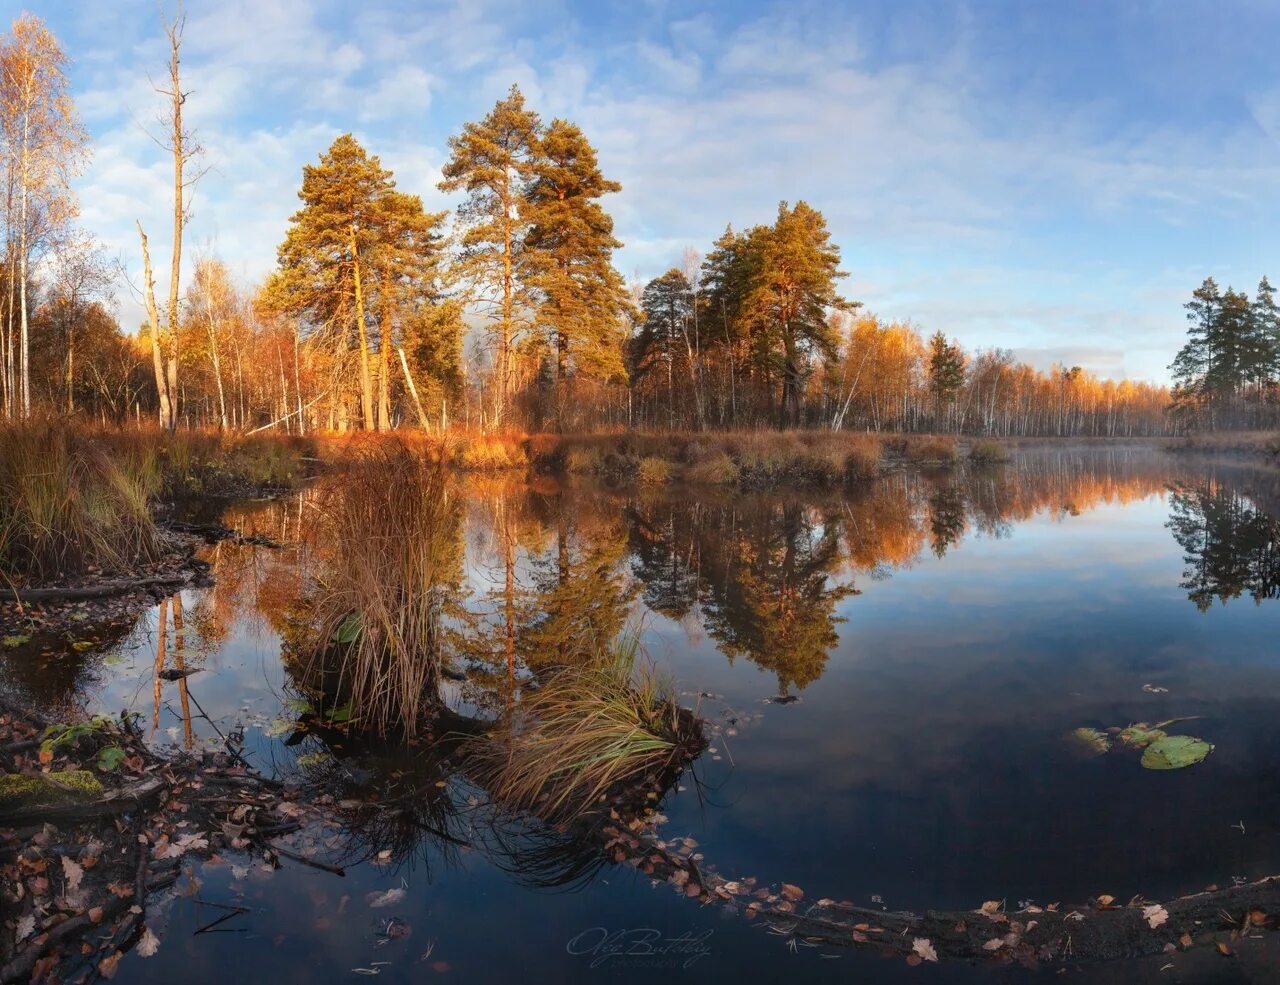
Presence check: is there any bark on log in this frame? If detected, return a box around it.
[6,575,192,604]
[0,775,166,825]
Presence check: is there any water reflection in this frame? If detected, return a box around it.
[1167,478,1280,610]
[15,450,1280,984]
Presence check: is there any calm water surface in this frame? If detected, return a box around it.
[8,448,1280,984]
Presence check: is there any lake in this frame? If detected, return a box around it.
[9,447,1280,983]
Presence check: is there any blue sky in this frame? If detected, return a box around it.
[24,0,1280,381]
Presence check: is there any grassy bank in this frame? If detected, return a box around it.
[0,421,315,586]
[526,430,960,487]
[1166,431,1280,460]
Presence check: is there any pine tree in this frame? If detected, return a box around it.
[521,118,631,427]
[271,134,396,430]
[633,269,694,427]
[370,189,452,430]
[739,202,852,428]
[438,85,540,426]
[1249,277,1280,385]
[927,331,965,429]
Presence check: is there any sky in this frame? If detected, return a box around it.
[20,0,1280,382]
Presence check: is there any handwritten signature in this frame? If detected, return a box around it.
[566,927,714,968]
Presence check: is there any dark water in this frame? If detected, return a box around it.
[9,448,1280,983]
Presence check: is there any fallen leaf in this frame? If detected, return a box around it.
[61,856,84,892]
[1096,894,1115,907]
[136,926,161,957]
[1143,904,1169,929]
[912,938,938,963]
[781,883,804,901]
[366,888,407,909]
[983,937,1005,951]
[98,951,122,979]
[1217,941,1233,957]
[15,914,34,941]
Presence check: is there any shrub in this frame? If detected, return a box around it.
[844,441,882,481]
[969,439,1010,464]
[565,446,603,474]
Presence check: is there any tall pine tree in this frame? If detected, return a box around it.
[522,118,631,427]
[438,85,541,426]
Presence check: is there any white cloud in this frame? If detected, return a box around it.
[53,0,1280,382]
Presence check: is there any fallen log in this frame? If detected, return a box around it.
[5,574,193,604]
[0,775,166,825]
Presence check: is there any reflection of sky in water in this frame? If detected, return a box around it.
[41,453,1280,984]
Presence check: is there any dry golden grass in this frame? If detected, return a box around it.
[470,639,703,823]
[297,441,457,736]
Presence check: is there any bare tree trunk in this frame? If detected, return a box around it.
[396,345,429,429]
[378,268,392,430]
[349,224,374,430]
[138,222,171,429]
[163,19,186,435]
[17,111,30,419]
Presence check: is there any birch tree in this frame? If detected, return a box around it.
[0,13,86,418]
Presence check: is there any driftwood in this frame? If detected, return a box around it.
[6,575,192,604]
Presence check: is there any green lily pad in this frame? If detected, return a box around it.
[1068,727,1111,756]
[332,613,362,645]
[2,635,31,648]
[1141,735,1213,770]
[70,640,95,653]
[1118,724,1166,749]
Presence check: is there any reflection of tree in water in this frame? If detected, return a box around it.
[1167,480,1280,611]
[703,501,856,694]
[629,495,856,695]
[927,484,967,558]
[517,489,635,667]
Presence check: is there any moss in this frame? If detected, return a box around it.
[0,770,104,808]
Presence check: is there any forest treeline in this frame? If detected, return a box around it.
[0,12,1199,439]
[1169,276,1280,430]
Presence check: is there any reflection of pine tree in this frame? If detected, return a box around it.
[1167,482,1280,610]
[701,500,857,694]
[927,484,968,558]
[626,499,703,620]
[520,498,634,666]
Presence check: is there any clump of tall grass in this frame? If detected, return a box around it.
[969,438,1010,464]
[901,434,958,465]
[636,456,672,485]
[0,422,164,584]
[844,437,883,481]
[450,432,528,471]
[296,442,458,736]
[683,451,739,484]
[472,639,705,823]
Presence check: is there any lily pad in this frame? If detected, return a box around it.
[1068,727,1111,756]
[2,634,31,648]
[332,613,362,645]
[1141,735,1213,770]
[1118,724,1166,749]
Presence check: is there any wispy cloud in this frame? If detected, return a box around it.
[48,0,1280,380]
